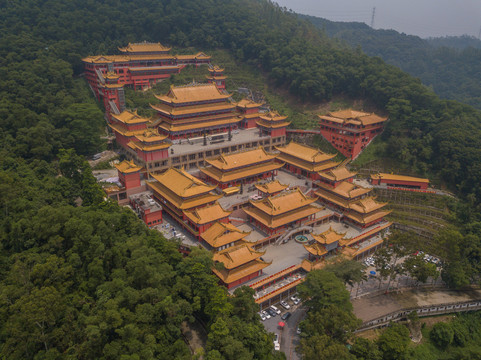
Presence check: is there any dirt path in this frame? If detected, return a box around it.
[181,320,208,358]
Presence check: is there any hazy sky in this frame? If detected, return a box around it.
[274,0,481,38]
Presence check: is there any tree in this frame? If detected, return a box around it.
[430,322,454,349]
[324,258,367,288]
[297,270,352,312]
[350,337,382,360]
[377,323,411,360]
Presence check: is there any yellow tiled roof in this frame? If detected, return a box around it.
[349,197,387,214]
[148,181,221,210]
[114,160,142,174]
[213,259,270,284]
[176,52,210,60]
[156,83,231,104]
[254,180,288,195]
[150,168,217,198]
[183,203,231,225]
[318,167,357,182]
[151,101,235,116]
[104,71,119,79]
[158,117,240,133]
[259,111,287,122]
[256,119,291,129]
[250,188,318,216]
[340,222,391,247]
[244,202,321,229]
[311,227,346,245]
[344,210,392,225]
[213,243,265,269]
[276,142,337,164]
[200,161,283,183]
[370,173,429,183]
[205,147,277,171]
[208,65,225,73]
[134,129,168,143]
[128,141,170,152]
[304,243,328,257]
[201,222,249,248]
[118,42,171,53]
[111,110,150,125]
[236,98,262,108]
[316,181,371,201]
[319,109,388,126]
[108,123,146,137]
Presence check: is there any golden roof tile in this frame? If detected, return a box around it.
[115,160,142,174]
[318,166,357,182]
[213,259,270,284]
[276,142,336,164]
[156,83,230,104]
[150,168,217,198]
[148,181,221,210]
[200,161,283,183]
[236,98,262,108]
[213,243,265,269]
[111,110,150,125]
[118,42,171,53]
[370,173,429,183]
[201,222,250,248]
[304,243,328,257]
[183,202,231,225]
[349,197,388,214]
[205,147,277,171]
[254,180,288,195]
[311,227,346,245]
[250,188,318,216]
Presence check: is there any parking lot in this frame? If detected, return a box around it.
[261,295,305,360]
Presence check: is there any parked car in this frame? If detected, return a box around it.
[297,327,302,335]
[274,343,280,351]
[280,300,290,310]
[270,305,281,315]
[281,312,291,321]
[262,310,271,319]
[259,312,266,321]
[290,295,298,302]
[266,308,277,317]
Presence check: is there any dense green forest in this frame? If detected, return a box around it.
[1,0,481,358]
[301,15,481,109]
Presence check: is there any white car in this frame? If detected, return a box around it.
[294,297,301,305]
[297,327,302,335]
[262,310,271,319]
[280,300,290,310]
[259,312,266,321]
[274,343,280,351]
[270,305,281,315]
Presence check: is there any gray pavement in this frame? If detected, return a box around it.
[262,299,305,360]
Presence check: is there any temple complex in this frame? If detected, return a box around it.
[200,222,250,251]
[275,142,339,180]
[370,173,430,190]
[151,83,240,140]
[318,109,388,159]
[257,111,291,138]
[243,188,321,235]
[108,110,152,148]
[212,244,271,289]
[83,42,210,114]
[200,147,283,189]
[255,180,288,197]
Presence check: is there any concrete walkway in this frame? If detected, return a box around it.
[353,288,481,322]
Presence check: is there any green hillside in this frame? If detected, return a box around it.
[1,0,481,358]
[301,14,481,109]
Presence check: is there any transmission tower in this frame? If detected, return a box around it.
[371,7,376,29]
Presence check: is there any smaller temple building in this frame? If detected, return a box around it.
[244,188,321,235]
[275,142,339,180]
[200,222,250,252]
[200,147,283,189]
[318,109,388,159]
[212,244,271,289]
[256,111,290,138]
[304,227,346,261]
[255,180,288,197]
[370,173,429,190]
[183,202,231,238]
[236,99,262,129]
[206,65,227,90]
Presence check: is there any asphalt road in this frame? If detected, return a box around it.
[262,300,306,360]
